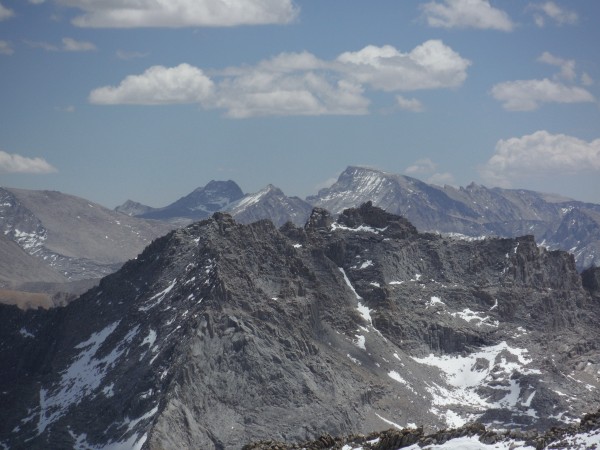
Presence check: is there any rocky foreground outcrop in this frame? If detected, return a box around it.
[1,203,599,449]
[244,409,600,449]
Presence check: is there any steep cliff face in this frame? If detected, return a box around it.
[1,205,599,449]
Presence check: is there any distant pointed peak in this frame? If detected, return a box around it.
[229,184,285,211]
[247,184,284,198]
[264,184,282,193]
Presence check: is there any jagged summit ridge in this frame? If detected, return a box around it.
[228,184,313,227]
[2,205,599,449]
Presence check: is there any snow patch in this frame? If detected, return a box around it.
[331,223,388,234]
[71,430,148,450]
[444,233,488,242]
[19,328,35,338]
[404,434,535,449]
[354,335,366,350]
[339,268,362,300]
[139,279,177,312]
[450,309,499,327]
[123,406,159,433]
[357,302,373,326]
[347,354,361,365]
[388,370,407,385]
[426,296,445,308]
[358,260,373,269]
[413,342,541,422]
[141,329,156,348]
[36,321,138,434]
[551,428,600,449]
[374,413,404,430]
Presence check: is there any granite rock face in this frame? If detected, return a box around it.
[1,204,599,449]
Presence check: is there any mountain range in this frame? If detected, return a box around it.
[1,203,599,449]
[3,165,599,311]
[117,166,600,270]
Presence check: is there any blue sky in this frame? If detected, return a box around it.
[0,0,599,207]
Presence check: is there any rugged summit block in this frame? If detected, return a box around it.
[1,205,599,449]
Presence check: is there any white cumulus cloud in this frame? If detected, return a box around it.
[216,51,368,117]
[492,52,595,110]
[479,131,600,187]
[25,37,97,52]
[215,73,369,118]
[537,51,576,81]
[405,158,437,175]
[530,1,578,27]
[427,172,456,186]
[405,158,455,185]
[116,49,149,60]
[422,0,513,31]
[336,40,471,91]
[0,2,14,21]
[491,78,594,111]
[89,41,470,117]
[581,73,594,86]
[59,0,298,28]
[0,150,57,174]
[0,40,14,55]
[396,96,424,112]
[89,63,215,105]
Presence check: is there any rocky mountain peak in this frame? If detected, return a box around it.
[2,205,599,449]
[227,184,313,227]
[336,201,418,238]
[304,207,333,231]
[190,179,243,202]
[136,179,244,222]
[114,199,154,216]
